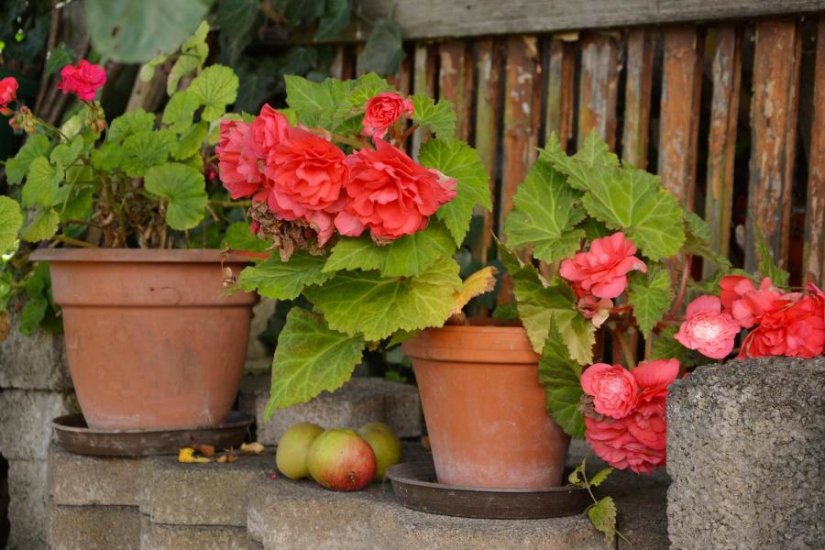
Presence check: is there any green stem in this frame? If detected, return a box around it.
[54,235,97,248]
[615,328,637,369]
[209,199,252,208]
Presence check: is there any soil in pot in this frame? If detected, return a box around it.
[31,248,257,431]
[403,324,570,490]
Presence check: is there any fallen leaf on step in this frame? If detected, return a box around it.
[193,444,215,457]
[240,442,265,455]
[217,453,238,464]
[178,447,212,464]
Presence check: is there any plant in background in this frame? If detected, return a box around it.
[219,73,492,418]
[0,23,248,336]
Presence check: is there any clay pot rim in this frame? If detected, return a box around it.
[403,324,540,364]
[30,247,254,264]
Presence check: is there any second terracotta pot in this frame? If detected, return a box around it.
[32,248,257,431]
[403,325,570,490]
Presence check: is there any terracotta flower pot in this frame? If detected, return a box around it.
[403,325,570,490]
[30,249,257,431]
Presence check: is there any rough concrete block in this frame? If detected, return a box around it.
[240,375,421,445]
[0,390,78,459]
[0,314,71,390]
[49,505,140,550]
[49,445,142,506]
[139,453,274,527]
[667,358,825,549]
[140,516,248,549]
[7,459,48,550]
[247,475,603,550]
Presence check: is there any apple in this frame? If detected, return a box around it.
[358,422,402,480]
[307,429,376,491]
[275,421,324,479]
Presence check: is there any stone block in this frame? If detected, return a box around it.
[49,505,140,550]
[7,459,48,550]
[0,390,78,460]
[139,453,274,527]
[140,516,248,549]
[247,475,603,550]
[49,445,142,506]
[0,313,71,390]
[240,375,421,445]
[667,358,825,549]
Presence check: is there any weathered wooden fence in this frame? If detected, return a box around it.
[269,1,825,287]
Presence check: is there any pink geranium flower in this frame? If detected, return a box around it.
[361,92,414,139]
[580,363,639,420]
[56,60,107,101]
[0,77,18,115]
[559,232,647,299]
[674,295,741,359]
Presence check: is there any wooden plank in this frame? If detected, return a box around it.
[438,41,473,140]
[804,17,825,284]
[703,26,742,277]
[500,36,541,225]
[411,43,438,157]
[544,37,576,150]
[658,26,703,206]
[745,21,802,272]
[388,50,412,95]
[577,33,620,149]
[621,29,656,168]
[473,38,503,264]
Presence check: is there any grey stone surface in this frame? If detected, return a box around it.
[667,357,825,549]
[140,516,248,549]
[240,375,422,445]
[49,504,140,550]
[0,314,71,390]
[0,389,78,459]
[7,459,48,550]
[138,453,275,527]
[49,445,142,506]
[247,475,603,550]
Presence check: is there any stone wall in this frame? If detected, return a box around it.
[0,318,77,549]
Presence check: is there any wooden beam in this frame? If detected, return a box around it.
[544,37,576,151]
[804,17,825,284]
[745,21,802,272]
[621,29,656,169]
[577,33,620,149]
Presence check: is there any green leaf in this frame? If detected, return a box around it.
[588,496,617,547]
[568,459,585,486]
[139,53,169,82]
[216,0,259,62]
[59,185,95,222]
[6,135,52,185]
[315,0,351,41]
[538,319,585,438]
[265,308,365,418]
[305,259,462,342]
[589,467,613,488]
[19,295,48,335]
[162,90,202,133]
[49,136,84,167]
[359,18,405,76]
[284,75,352,130]
[107,110,157,144]
[21,157,61,208]
[120,130,177,177]
[324,222,455,278]
[167,20,210,94]
[627,267,673,337]
[223,221,269,253]
[411,95,456,139]
[0,196,23,255]
[236,252,332,300]
[683,210,731,272]
[500,246,595,364]
[22,209,60,242]
[173,121,208,160]
[540,131,619,192]
[650,325,706,369]
[85,0,212,64]
[419,138,491,245]
[755,225,790,287]
[44,43,75,76]
[504,160,585,263]
[188,65,240,122]
[144,163,208,230]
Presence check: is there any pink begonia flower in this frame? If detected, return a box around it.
[0,77,18,115]
[56,60,107,101]
[577,295,613,328]
[739,292,825,359]
[559,232,647,299]
[719,275,788,328]
[674,295,741,359]
[580,363,639,420]
[361,92,414,139]
[336,138,456,241]
[584,416,665,474]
